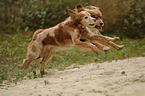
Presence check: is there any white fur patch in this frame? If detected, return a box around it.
[61,17,71,27]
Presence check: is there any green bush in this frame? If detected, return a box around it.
[0,0,144,38]
[122,0,145,38]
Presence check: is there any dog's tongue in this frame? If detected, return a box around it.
[97,26,102,30]
[95,25,103,30]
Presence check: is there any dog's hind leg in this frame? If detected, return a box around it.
[22,55,41,69]
[22,56,35,69]
[22,41,41,69]
[40,47,55,75]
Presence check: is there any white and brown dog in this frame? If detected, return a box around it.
[31,5,124,52]
[22,6,124,75]
[22,9,104,75]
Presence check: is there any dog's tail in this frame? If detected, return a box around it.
[32,29,44,41]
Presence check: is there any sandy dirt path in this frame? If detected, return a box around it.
[0,57,145,96]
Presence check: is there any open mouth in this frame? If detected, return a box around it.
[95,25,102,30]
[89,24,103,30]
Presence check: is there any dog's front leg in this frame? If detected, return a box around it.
[87,34,124,50]
[72,32,100,53]
[75,39,100,53]
[85,27,120,42]
[91,41,110,51]
[102,35,120,42]
[82,27,112,42]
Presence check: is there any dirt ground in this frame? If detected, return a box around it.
[0,57,145,96]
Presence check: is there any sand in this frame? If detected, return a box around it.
[0,57,145,96]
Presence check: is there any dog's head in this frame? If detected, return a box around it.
[68,9,97,28]
[76,5,104,30]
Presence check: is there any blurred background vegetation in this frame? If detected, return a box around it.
[0,0,145,38]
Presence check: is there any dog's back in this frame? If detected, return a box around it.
[32,29,44,41]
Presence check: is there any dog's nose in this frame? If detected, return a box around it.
[100,22,104,26]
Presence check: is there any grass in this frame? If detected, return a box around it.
[0,32,145,85]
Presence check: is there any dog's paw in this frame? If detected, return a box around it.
[115,37,120,40]
[22,64,29,69]
[40,70,48,76]
[117,45,124,50]
[40,71,45,75]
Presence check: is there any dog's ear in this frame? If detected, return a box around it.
[76,4,85,12]
[68,9,77,18]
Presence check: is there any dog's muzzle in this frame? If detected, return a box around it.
[95,25,102,30]
[100,22,104,26]
[95,21,104,30]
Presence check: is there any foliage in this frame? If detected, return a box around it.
[0,0,144,38]
[122,0,145,38]
[0,33,145,85]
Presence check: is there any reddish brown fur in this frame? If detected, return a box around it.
[42,34,58,45]
[54,25,72,45]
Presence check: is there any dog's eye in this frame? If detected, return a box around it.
[92,15,96,18]
[95,17,98,19]
[92,15,98,19]
[100,16,102,19]
[84,16,88,19]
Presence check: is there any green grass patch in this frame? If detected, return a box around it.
[0,33,145,85]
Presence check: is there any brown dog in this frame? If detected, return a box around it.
[76,5,124,51]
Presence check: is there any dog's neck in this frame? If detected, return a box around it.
[61,17,72,27]
[60,17,82,29]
